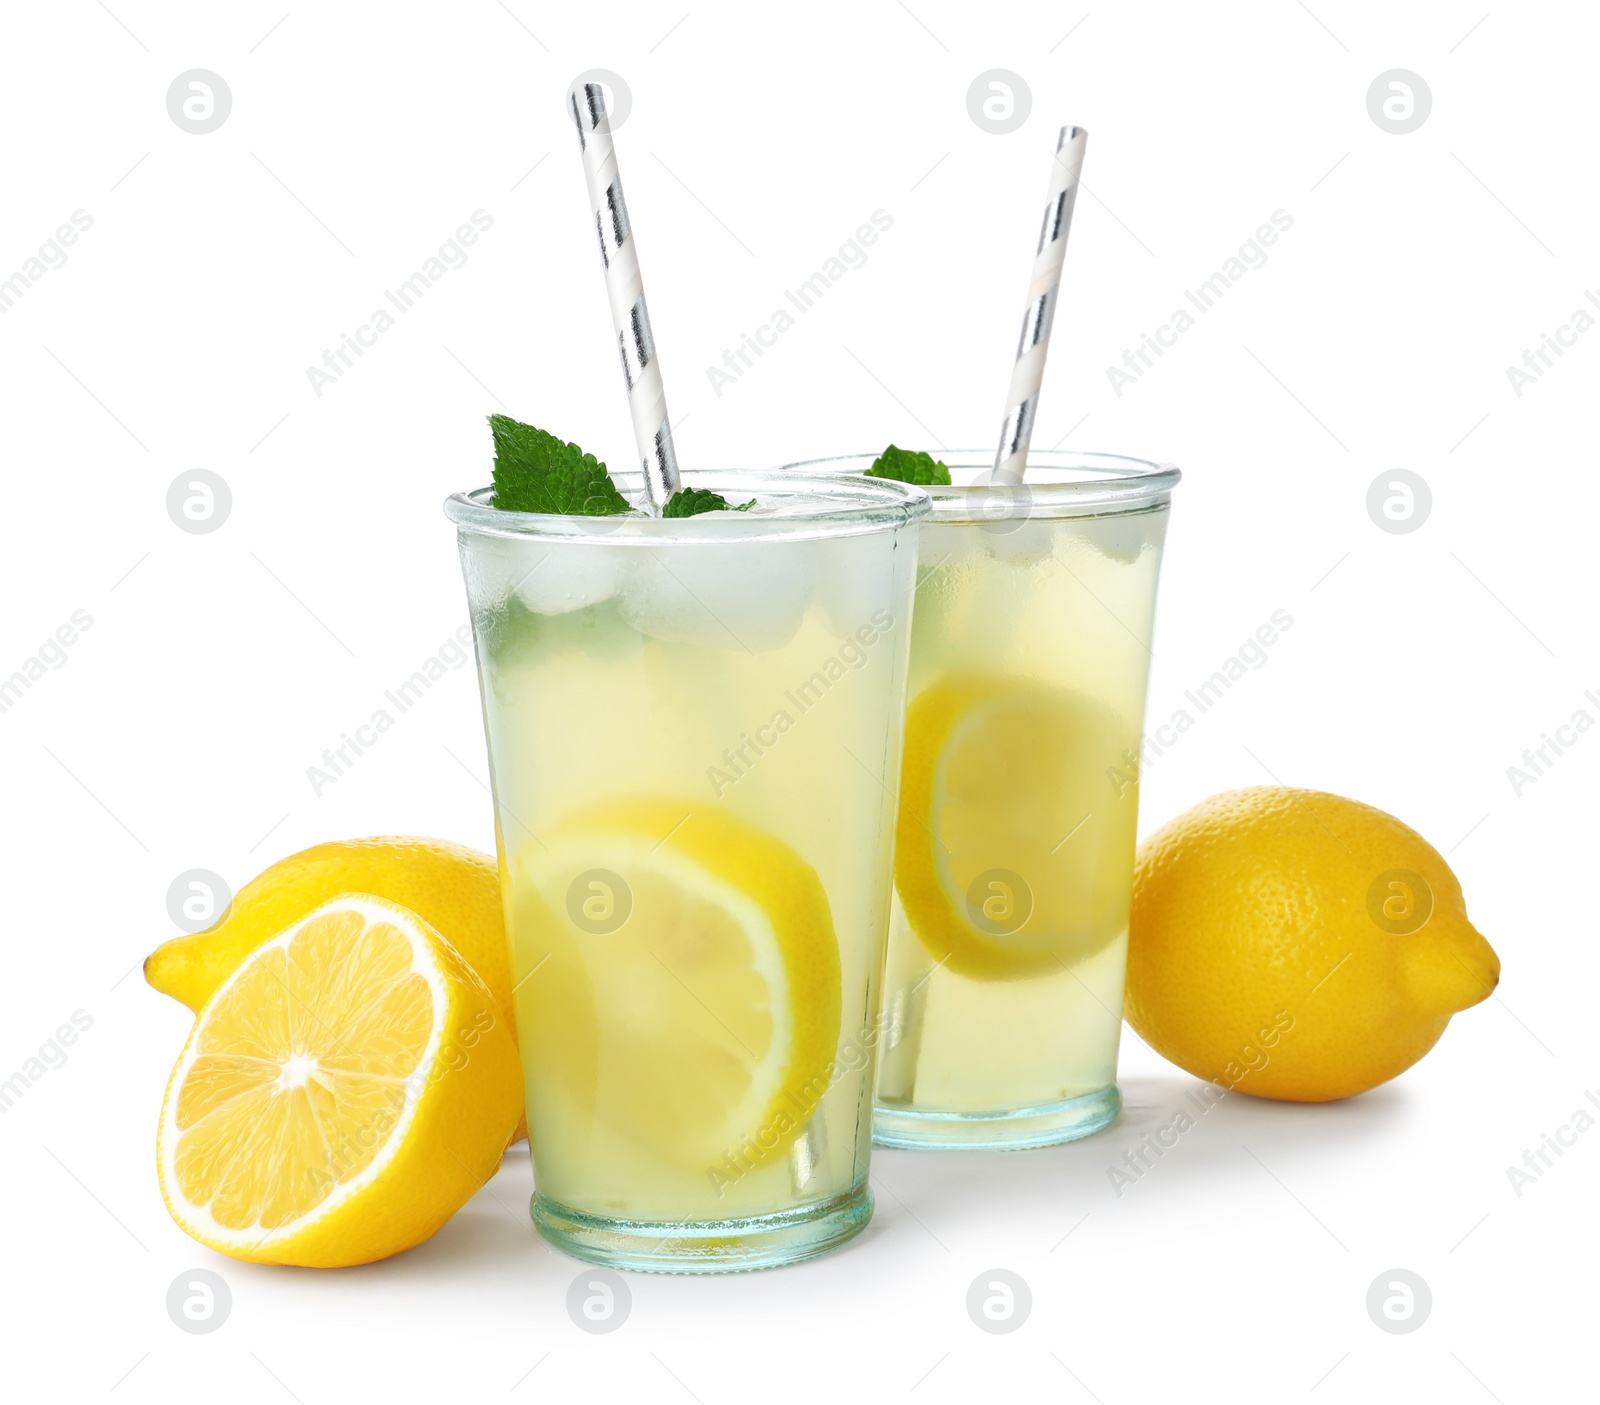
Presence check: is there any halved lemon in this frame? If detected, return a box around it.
[895,672,1140,979]
[510,800,841,1174]
[156,895,523,1267]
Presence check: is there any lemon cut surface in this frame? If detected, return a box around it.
[157,895,521,1267]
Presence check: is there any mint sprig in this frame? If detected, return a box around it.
[661,487,755,519]
[489,415,631,516]
[486,415,758,518]
[865,444,952,486]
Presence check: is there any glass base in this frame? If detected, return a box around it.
[530,1180,873,1274]
[873,1085,1121,1151]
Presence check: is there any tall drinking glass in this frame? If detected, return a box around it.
[446,471,928,1269]
[782,452,1179,1149]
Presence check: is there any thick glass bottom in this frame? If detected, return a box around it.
[873,1084,1121,1151]
[530,1180,873,1274]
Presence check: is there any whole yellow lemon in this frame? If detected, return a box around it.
[145,836,524,1138]
[1127,787,1500,1101]
[145,836,511,1020]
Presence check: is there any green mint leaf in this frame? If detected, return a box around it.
[864,444,952,486]
[661,487,756,518]
[488,414,631,516]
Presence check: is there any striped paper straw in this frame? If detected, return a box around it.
[568,81,681,512]
[988,126,1088,486]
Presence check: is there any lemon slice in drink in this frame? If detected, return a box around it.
[895,672,1140,980]
[511,800,841,1173]
[157,895,522,1267]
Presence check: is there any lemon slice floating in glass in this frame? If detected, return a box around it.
[511,800,841,1175]
[894,672,1140,980]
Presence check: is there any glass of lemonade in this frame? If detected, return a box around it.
[782,451,1178,1150]
[446,470,927,1270]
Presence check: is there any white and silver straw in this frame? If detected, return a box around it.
[568,82,681,512]
[988,125,1088,486]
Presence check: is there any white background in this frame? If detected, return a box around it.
[2,1,1595,1400]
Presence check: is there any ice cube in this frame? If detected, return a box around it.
[513,544,623,615]
[461,534,525,613]
[462,535,622,616]
[813,532,905,638]
[619,540,816,650]
[983,517,1057,565]
[1072,512,1167,564]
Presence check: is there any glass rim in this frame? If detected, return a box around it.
[444,469,931,542]
[779,450,1180,520]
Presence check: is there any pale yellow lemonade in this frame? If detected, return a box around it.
[449,473,924,1265]
[786,453,1175,1148]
